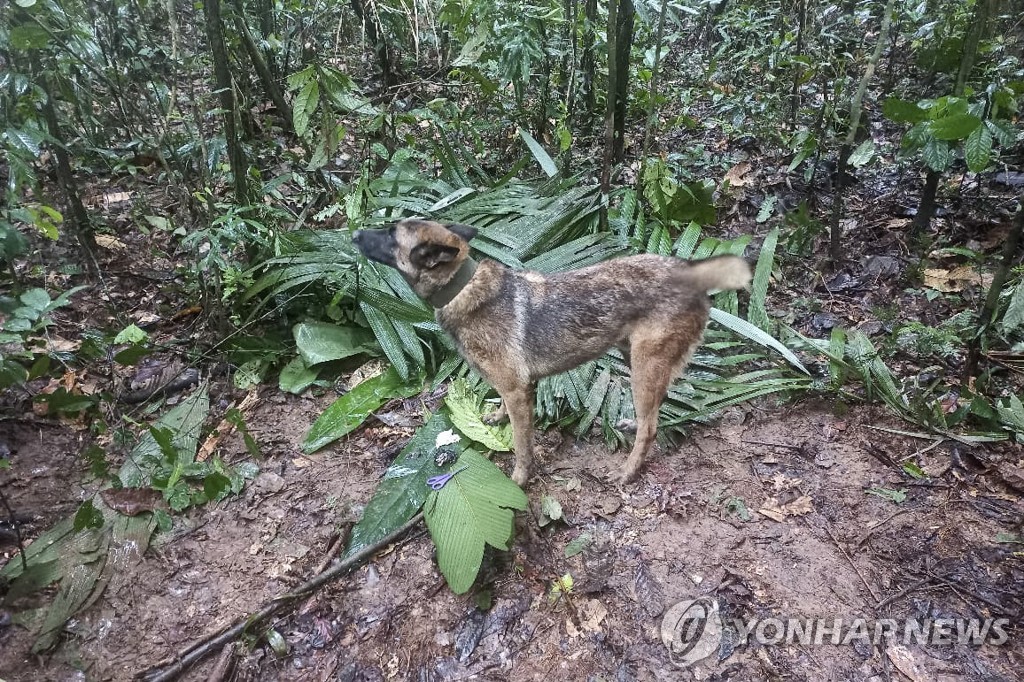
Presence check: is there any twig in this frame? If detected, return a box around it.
[138,512,425,681]
[875,576,936,610]
[741,439,806,452]
[800,494,881,605]
[855,508,911,549]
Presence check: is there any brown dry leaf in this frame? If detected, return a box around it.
[997,463,1024,493]
[724,161,752,187]
[348,360,386,390]
[923,267,994,293]
[771,473,802,491]
[197,388,262,461]
[759,495,814,522]
[887,218,913,229]
[103,192,131,207]
[100,487,167,516]
[95,234,128,251]
[579,598,608,633]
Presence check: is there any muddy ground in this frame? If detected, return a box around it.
[2,388,1022,681]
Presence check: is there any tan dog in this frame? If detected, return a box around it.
[353,219,751,485]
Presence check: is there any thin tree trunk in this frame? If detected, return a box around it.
[581,0,598,120]
[641,0,668,161]
[828,0,894,265]
[963,202,1023,380]
[914,0,990,238]
[612,0,635,164]
[232,6,292,126]
[788,0,807,128]
[350,0,396,89]
[599,0,619,231]
[204,0,251,204]
[38,66,98,277]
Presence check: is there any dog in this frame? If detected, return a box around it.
[353,219,751,486]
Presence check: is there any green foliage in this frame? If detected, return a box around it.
[303,366,424,454]
[424,449,528,594]
[885,95,1019,173]
[0,286,87,390]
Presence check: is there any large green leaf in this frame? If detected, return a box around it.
[343,412,456,559]
[709,308,809,374]
[930,113,982,141]
[519,129,558,178]
[293,321,376,366]
[883,98,928,124]
[293,79,320,138]
[446,379,512,451]
[921,138,954,172]
[119,386,209,487]
[423,449,527,593]
[964,124,993,173]
[1002,282,1024,334]
[303,366,423,453]
[748,227,779,331]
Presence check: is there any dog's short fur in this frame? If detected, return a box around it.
[353,219,752,486]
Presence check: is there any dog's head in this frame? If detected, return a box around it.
[352,219,478,299]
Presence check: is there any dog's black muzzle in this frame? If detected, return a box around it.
[352,228,398,268]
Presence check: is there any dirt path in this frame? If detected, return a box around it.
[1,395,1022,681]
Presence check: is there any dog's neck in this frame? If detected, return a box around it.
[427,256,478,308]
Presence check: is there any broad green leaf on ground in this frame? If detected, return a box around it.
[445,379,512,451]
[343,412,458,560]
[848,139,875,167]
[279,355,320,394]
[1002,282,1024,334]
[119,386,210,488]
[995,394,1024,442]
[303,366,423,453]
[423,449,528,593]
[293,321,376,366]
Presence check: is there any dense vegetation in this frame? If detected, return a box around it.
[1,0,1022,668]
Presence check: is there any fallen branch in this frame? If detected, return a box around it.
[137,512,425,681]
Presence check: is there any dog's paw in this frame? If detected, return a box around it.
[511,466,530,487]
[483,405,508,425]
[614,418,637,434]
[610,463,641,486]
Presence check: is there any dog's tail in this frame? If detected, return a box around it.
[682,255,752,292]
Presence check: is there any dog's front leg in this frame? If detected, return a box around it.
[482,401,507,425]
[497,386,535,486]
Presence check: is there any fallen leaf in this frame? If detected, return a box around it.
[197,388,261,461]
[724,161,752,187]
[887,645,930,682]
[923,267,994,293]
[99,487,166,516]
[95,234,128,251]
[758,495,814,522]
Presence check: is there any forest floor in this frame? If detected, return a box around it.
[2,389,1022,681]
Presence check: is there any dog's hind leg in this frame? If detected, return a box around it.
[494,384,536,487]
[617,320,703,483]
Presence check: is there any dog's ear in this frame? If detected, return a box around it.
[410,242,461,269]
[444,223,478,242]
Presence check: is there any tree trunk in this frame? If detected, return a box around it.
[912,169,940,237]
[828,0,894,265]
[641,0,669,161]
[581,0,598,120]
[788,0,806,128]
[612,0,635,164]
[204,0,251,204]
[963,201,1023,380]
[350,0,396,89]
[599,0,619,231]
[232,5,292,127]
[37,66,98,277]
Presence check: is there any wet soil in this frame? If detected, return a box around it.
[2,393,1021,681]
